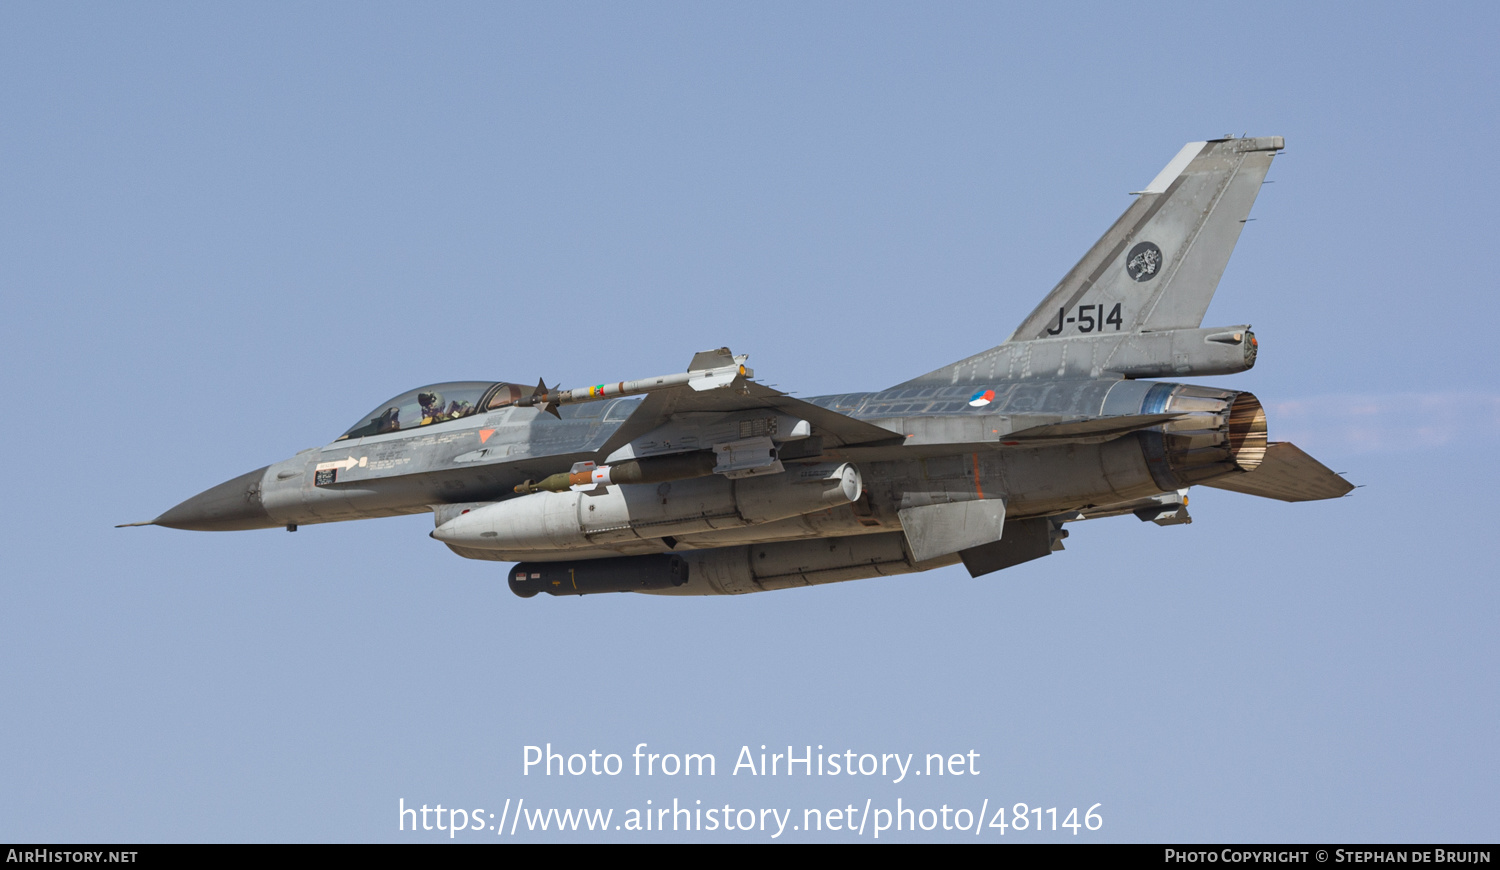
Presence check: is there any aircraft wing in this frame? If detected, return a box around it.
[596,379,905,461]
[1201,441,1354,502]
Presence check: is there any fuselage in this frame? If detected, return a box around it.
[154,376,1266,563]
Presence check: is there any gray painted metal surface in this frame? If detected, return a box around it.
[127,136,1353,597]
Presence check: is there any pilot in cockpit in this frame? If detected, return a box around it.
[418,391,475,425]
[418,391,445,425]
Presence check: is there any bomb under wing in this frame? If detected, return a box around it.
[127,135,1353,598]
[513,452,719,495]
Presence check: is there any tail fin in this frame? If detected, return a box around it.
[895,137,1281,388]
[1010,136,1282,340]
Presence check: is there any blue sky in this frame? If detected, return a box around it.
[2,3,1496,842]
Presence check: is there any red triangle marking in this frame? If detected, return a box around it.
[479,429,495,444]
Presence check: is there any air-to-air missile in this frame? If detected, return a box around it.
[126,136,1354,599]
[515,357,751,418]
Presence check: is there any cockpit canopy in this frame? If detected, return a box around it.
[337,381,523,440]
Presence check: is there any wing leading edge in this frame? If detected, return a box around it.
[596,366,905,463]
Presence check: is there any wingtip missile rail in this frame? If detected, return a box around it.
[516,359,753,417]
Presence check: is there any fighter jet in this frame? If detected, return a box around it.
[125,135,1351,597]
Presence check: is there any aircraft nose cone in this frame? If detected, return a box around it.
[153,466,275,531]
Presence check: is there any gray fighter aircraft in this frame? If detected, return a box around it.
[125,135,1351,597]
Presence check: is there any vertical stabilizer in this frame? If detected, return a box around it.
[1008,136,1282,340]
[894,137,1282,389]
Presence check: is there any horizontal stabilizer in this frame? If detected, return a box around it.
[1201,442,1353,502]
